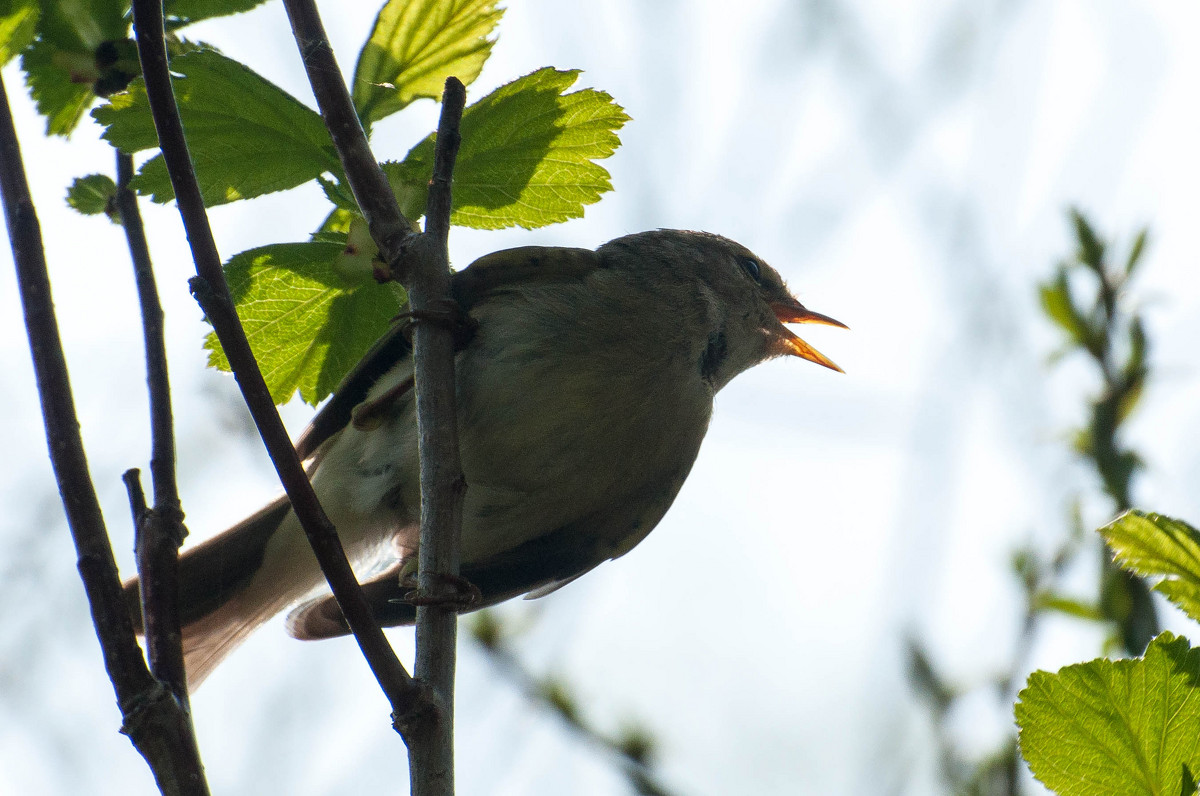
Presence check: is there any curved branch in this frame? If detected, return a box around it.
[0,70,208,796]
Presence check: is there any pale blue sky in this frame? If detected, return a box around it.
[3,1,1200,794]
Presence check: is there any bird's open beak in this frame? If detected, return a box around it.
[769,299,847,373]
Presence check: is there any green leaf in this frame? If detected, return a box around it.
[1039,267,1092,349]
[21,37,100,136]
[537,675,581,725]
[65,173,118,219]
[163,0,272,27]
[204,242,400,405]
[316,175,360,214]
[1117,317,1147,422]
[1126,228,1149,277]
[1071,207,1107,271]
[1016,632,1200,796]
[0,0,38,66]
[615,721,657,765]
[379,159,429,220]
[391,68,629,230]
[353,0,503,124]
[313,207,357,239]
[37,0,127,50]
[19,0,130,135]
[93,49,341,206]
[91,38,141,97]
[1034,592,1105,621]
[905,639,956,714]
[467,610,503,650]
[1102,511,1200,624]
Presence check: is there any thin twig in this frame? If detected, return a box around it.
[124,469,150,535]
[476,626,681,796]
[0,69,208,796]
[128,0,423,717]
[116,150,191,700]
[118,151,179,510]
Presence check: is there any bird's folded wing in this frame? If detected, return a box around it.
[294,245,604,459]
[449,245,601,308]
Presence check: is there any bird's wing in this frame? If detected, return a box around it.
[449,245,600,308]
[295,326,414,459]
[294,245,604,460]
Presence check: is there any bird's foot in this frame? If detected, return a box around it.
[398,572,482,611]
[394,300,478,347]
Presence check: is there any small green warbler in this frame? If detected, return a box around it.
[124,229,844,688]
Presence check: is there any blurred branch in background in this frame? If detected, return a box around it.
[1040,209,1158,655]
[908,208,1159,795]
[467,611,682,796]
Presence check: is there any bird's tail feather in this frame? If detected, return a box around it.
[122,496,310,691]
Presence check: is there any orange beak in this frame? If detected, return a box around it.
[768,298,847,373]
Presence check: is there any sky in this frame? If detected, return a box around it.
[3,0,1200,794]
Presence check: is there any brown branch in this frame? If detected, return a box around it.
[0,70,208,795]
[124,466,188,697]
[116,150,191,700]
[128,0,423,718]
[280,3,469,793]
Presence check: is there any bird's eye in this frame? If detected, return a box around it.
[738,256,762,283]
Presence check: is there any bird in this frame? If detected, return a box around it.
[122,229,845,689]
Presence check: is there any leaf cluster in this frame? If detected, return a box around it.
[2,0,268,137]
[11,0,628,406]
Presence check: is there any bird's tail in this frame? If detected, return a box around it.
[122,496,319,691]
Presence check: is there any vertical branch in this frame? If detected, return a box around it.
[0,70,208,795]
[407,77,467,796]
[128,0,422,716]
[115,149,190,699]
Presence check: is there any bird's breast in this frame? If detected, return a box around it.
[450,281,714,560]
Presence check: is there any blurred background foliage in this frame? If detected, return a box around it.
[909,211,1162,795]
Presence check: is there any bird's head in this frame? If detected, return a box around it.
[601,230,846,390]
